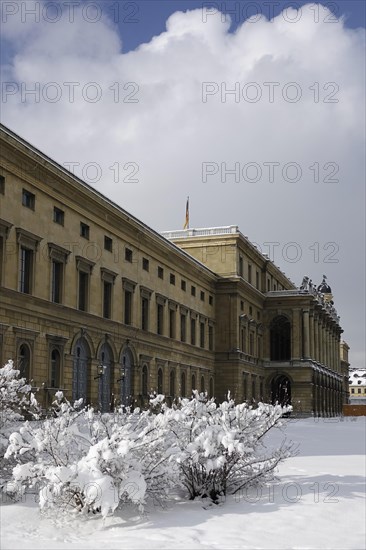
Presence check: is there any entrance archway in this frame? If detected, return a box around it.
[271,375,292,406]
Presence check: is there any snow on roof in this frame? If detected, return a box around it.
[349,369,366,386]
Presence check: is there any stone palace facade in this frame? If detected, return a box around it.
[0,124,350,415]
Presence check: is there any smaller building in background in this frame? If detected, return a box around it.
[348,368,366,404]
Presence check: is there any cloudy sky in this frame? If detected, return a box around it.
[1,1,365,366]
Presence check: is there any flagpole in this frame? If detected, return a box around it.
[184,196,189,230]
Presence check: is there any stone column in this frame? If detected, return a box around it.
[331,330,336,371]
[303,309,310,359]
[327,328,331,369]
[314,315,319,362]
[292,309,301,360]
[324,326,328,367]
[318,319,323,364]
[309,311,315,360]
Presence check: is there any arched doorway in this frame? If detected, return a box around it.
[270,316,291,361]
[271,375,292,406]
[72,338,90,404]
[120,347,133,407]
[99,343,113,413]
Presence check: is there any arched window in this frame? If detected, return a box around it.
[142,365,148,396]
[158,368,163,394]
[169,370,175,397]
[209,377,214,398]
[120,348,133,407]
[200,375,205,393]
[181,371,186,397]
[99,343,113,413]
[50,349,61,388]
[19,344,31,380]
[72,337,90,403]
[191,374,196,393]
[270,316,291,361]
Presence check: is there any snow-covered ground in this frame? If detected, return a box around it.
[1,417,365,550]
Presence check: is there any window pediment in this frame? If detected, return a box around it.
[76,255,95,273]
[101,267,118,283]
[16,228,42,250]
[48,242,71,263]
[140,286,153,299]
[122,277,137,292]
[0,219,13,239]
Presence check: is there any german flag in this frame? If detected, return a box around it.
[183,196,189,229]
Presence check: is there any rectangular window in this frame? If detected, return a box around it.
[200,322,205,348]
[78,271,89,311]
[248,264,252,284]
[200,291,205,301]
[351,388,354,394]
[241,327,246,352]
[158,266,164,279]
[267,279,271,292]
[208,325,214,351]
[256,271,259,290]
[191,285,196,297]
[157,303,164,335]
[190,318,196,345]
[180,313,186,342]
[141,297,149,330]
[358,388,361,394]
[181,280,186,291]
[169,308,176,339]
[53,207,64,225]
[239,255,243,277]
[22,189,35,210]
[124,290,132,325]
[51,260,63,303]
[209,295,213,306]
[104,236,113,252]
[0,175,4,194]
[50,350,60,388]
[170,273,176,285]
[103,281,112,319]
[240,300,244,311]
[125,248,133,262]
[19,247,33,294]
[80,222,89,239]
[249,333,254,355]
[249,306,253,316]
[142,257,149,271]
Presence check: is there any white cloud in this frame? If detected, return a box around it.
[1,2,365,364]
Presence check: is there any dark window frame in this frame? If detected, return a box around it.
[22,189,35,210]
[53,206,64,225]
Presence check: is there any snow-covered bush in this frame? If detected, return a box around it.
[0,360,38,429]
[0,360,39,493]
[5,392,177,517]
[163,392,294,503]
[4,389,293,517]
